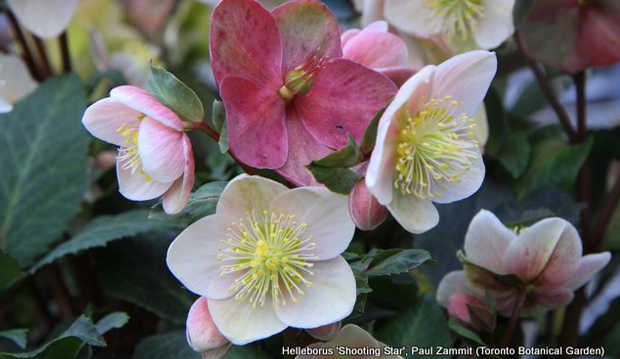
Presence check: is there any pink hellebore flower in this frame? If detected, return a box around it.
[366,51,495,233]
[341,21,415,86]
[186,297,231,359]
[348,177,388,231]
[82,86,195,214]
[437,210,612,317]
[210,0,397,185]
[167,174,356,345]
[447,293,485,329]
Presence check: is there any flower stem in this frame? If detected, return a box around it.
[59,32,72,73]
[500,291,526,348]
[6,10,43,81]
[32,35,54,79]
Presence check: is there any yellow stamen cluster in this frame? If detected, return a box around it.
[394,96,478,199]
[425,0,485,40]
[218,209,318,309]
[116,114,151,181]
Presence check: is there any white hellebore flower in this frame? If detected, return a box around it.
[8,0,79,39]
[167,174,357,345]
[0,55,38,113]
[366,50,496,233]
[382,0,515,51]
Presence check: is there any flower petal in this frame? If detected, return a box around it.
[186,297,230,352]
[219,76,288,169]
[472,105,489,147]
[116,156,173,201]
[473,0,515,49]
[387,190,439,234]
[501,218,567,282]
[566,252,612,290]
[138,117,185,182]
[0,54,37,104]
[534,221,582,289]
[166,215,236,299]
[82,98,142,147]
[365,65,435,205]
[209,0,282,86]
[275,256,356,328]
[383,0,434,36]
[271,0,342,74]
[529,288,574,311]
[340,29,360,47]
[361,0,386,27]
[276,108,332,186]
[208,296,287,345]
[343,31,408,69]
[431,50,497,117]
[431,151,485,204]
[216,174,289,231]
[378,67,415,87]
[463,210,515,274]
[162,135,195,214]
[8,0,78,39]
[295,58,397,149]
[270,187,354,261]
[0,96,12,113]
[436,271,484,307]
[110,86,184,131]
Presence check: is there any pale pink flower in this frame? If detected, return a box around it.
[366,51,496,233]
[447,292,484,328]
[167,175,356,345]
[348,178,388,231]
[82,85,195,214]
[7,0,79,39]
[437,210,612,317]
[186,297,231,359]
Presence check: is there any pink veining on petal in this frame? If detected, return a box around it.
[163,134,195,214]
[110,86,185,131]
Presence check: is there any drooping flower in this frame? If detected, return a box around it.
[167,175,357,345]
[82,85,195,214]
[437,210,612,317]
[0,54,38,113]
[521,0,620,72]
[7,0,79,39]
[366,50,495,233]
[186,297,231,359]
[295,324,404,359]
[341,21,414,86]
[210,0,397,185]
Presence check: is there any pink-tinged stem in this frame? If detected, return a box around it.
[500,291,527,348]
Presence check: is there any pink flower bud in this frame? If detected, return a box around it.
[348,178,388,231]
[186,297,230,359]
[306,322,341,341]
[448,293,483,328]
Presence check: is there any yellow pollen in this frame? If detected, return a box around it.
[218,208,318,310]
[115,114,151,181]
[393,96,479,199]
[424,0,485,41]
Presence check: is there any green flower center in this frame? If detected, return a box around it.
[278,48,328,101]
[425,0,485,40]
[218,209,317,309]
[116,114,151,181]
[394,96,478,199]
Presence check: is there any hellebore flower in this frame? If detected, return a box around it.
[0,55,38,113]
[82,86,195,214]
[7,0,79,39]
[348,177,389,231]
[186,297,231,359]
[167,175,357,345]
[295,324,404,359]
[521,0,620,72]
[210,0,397,185]
[437,210,612,317]
[366,50,495,233]
[306,322,341,341]
[368,0,515,52]
[341,21,414,86]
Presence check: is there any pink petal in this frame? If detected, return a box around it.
[529,288,574,311]
[463,210,515,274]
[110,86,184,131]
[436,271,484,307]
[378,67,415,87]
[138,117,185,183]
[567,252,612,290]
[535,221,583,289]
[360,20,389,34]
[274,256,356,328]
[116,156,173,201]
[186,297,229,352]
[340,29,360,47]
[219,76,288,169]
[578,7,620,68]
[295,58,397,149]
[162,134,195,214]
[82,98,142,147]
[276,108,331,186]
[271,0,342,75]
[209,0,282,87]
[343,31,408,69]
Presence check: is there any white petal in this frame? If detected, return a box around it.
[8,0,78,39]
[436,271,484,307]
[387,190,439,234]
[138,117,185,182]
[472,105,489,147]
[215,174,289,231]
[384,0,435,36]
[0,55,37,104]
[166,215,236,299]
[431,151,485,204]
[162,135,195,215]
[270,187,354,261]
[0,96,12,113]
[473,0,516,49]
[463,210,515,273]
[275,257,356,329]
[116,156,172,201]
[535,221,582,289]
[432,50,497,117]
[361,0,386,27]
[208,296,287,345]
[366,65,435,205]
[82,98,142,147]
[566,252,611,290]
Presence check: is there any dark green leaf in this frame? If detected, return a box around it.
[0,75,88,265]
[150,181,227,225]
[360,104,388,154]
[0,330,27,350]
[224,346,273,359]
[212,100,228,153]
[352,267,372,295]
[313,134,362,168]
[307,134,364,194]
[148,64,204,123]
[31,210,183,273]
[133,331,201,359]
[0,250,21,292]
[350,248,431,277]
[494,131,530,178]
[447,319,486,346]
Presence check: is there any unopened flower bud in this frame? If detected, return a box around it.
[306,322,341,341]
[186,297,230,359]
[348,178,388,230]
[448,293,484,329]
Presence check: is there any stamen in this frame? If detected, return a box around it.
[115,114,151,181]
[279,48,329,100]
[424,0,485,41]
